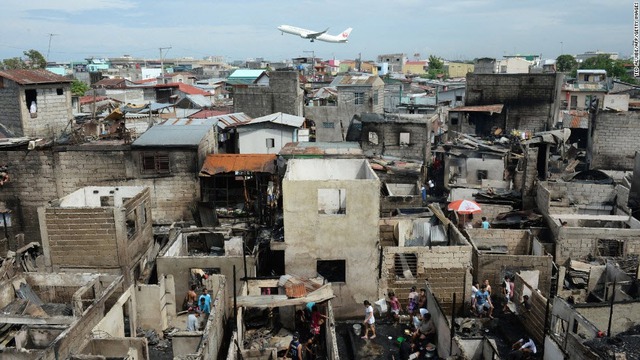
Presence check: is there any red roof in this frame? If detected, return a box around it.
[79,95,122,105]
[94,78,127,88]
[189,109,231,119]
[133,78,157,84]
[0,69,71,85]
[156,82,211,96]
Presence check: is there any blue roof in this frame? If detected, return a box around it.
[229,69,266,79]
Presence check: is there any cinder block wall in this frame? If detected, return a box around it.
[554,225,640,264]
[381,239,472,314]
[361,122,428,161]
[234,71,303,118]
[575,301,640,336]
[466,229,531,254]
[20,85,72,138]
[0,81,22,134]
[43,207,120,269]
[543,181,616,210]
[590,111,640,170]
[512,273,548,345]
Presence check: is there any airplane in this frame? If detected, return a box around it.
[277,25,352,43]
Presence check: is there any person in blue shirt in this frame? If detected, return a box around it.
[472,284,494,319]
[481,217,490,229]
[198,289,212,315]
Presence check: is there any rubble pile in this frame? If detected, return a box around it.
[585,325,640,360]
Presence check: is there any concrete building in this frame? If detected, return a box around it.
[233,70,304,119]
[587,110,639,171]
[466,228,554,297]
[38,186,154,284]
[0,69,73,138]
[282,159,380,317]
[575,50,619,63]
[446,62,475,78]
[376,53,407,73]
[305,74,385,142]
[352,112,433,161]
[223,112,305,154]
[451,73,564,135]
[403,60,428,75]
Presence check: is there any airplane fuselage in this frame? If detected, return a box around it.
[277,25,352,43]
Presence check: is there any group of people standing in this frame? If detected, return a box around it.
[185,285,212,331]
[287,302,329,360]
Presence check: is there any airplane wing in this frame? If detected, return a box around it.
[303,28,329,39]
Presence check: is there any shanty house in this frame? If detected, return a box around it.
[223,112,306,154]
[0,69,73,138]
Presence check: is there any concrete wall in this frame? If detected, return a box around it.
[304,105,344,142]
[283,159,380,317]
[590,111,640,170]
[80,338,149,360]
[234,71,303,118]
[537,181,616,215]
[381,239,472,314]
[465,73,562,133]
[512,273,549,345]
[156,252,254,315]
[39,187,153,283]
[136,274,175,334]
[0,146,200,244]
[237,125,296,154]
[0,79,72,138]
[548,297,601,360]
[575,301,640,336]
[360,121,429,160]
[445,156,505,188]
[468,229,553,296]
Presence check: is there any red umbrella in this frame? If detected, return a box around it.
[448,199,482,214]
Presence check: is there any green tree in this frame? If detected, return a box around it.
[71,79,90,96]
[23,49,47,69]
[556,54,577,73]
[428,55,444,70]
[0,57,26,69]
[579,54,636,83]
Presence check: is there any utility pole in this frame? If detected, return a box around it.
[159,46,172,84]
[46,33,59,62]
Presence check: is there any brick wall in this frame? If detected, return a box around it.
[553,225,640,264]
[361,122,429,160]
[381,240,472,314]
[21,85,73,138]
[473,252,553,297]
[512,273,549,345]
[234,71,303,118]
[0,146,199,244]
[0,81,21,134]
[590,111,640,170]
[466,228,531,254]
[522,147,539,209]
[540,181,616,213]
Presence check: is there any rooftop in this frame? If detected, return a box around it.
[0,69,72,85]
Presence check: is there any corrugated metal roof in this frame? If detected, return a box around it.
[158,118,217,126]
[450,104,504,114]
[200,154,276,176]
[183,94,212,108]
[229,112,304,128]
[228,69,267,79]
[279,141,363,157]
[330,74,379,86]
[131,123,213,147]
[0,69,72,85]
[155,82,211,96]
[209,112,252,130]
[189,109,230,119]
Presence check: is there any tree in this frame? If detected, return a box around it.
[579,54,636,83]
[556,54,577,73]
[23,49,47,69]
[71,79,90,96]
[428,55,444,70]
[0,57,26,70]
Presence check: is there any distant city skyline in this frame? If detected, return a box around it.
[0,0,633,64]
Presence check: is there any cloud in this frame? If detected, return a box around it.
[5,0,136,13]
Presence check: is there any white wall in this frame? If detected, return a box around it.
[237,127,295,154]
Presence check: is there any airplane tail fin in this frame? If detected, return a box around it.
[340,28,353,40]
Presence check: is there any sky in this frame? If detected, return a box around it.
[0,0,634,64]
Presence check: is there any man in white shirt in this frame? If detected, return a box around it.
[508,337,536,359]
[186,308,200,331]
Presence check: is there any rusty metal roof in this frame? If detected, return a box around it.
[450,104,504,114]
[330,74,380,86]
[0,69,72,85]
[200,154,276,176]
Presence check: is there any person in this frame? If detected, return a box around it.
[198,289,212,315]
[483,279,492,295]
[412,313,436,345]
[361,300,376,340]
[184,284,197,310]
[500,283,511,313]
[285,333,303,360]
[388,291,401,323]
[417,288,428,310]
[481,216,490,229]
[310,305,328,337]
[186,307,199,331]
[508,337,537,359]
[407,286,419,314]
[473,284,494,319]
[521,295,532,313]
[471,282,480,301]
[421,185,427,203]
[399,340,418,360]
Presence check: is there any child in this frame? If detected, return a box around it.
[388,291,401,323]
[407,286,419,314]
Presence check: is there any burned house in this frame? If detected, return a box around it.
[0,69,73,138]
[349,112,434,161]
[282,159,380,317]
[449,73,564,136]
[38,186,154,284]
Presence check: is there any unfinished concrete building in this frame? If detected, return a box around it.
[0,272,144,359]
[229,277,337,360]
[282,159,380,317]
[466,228,554,297]
[38,186,155,284]
[379,206,472,314]
[536,178,640,265]
[156,225,256,315]
[233,70,304,119]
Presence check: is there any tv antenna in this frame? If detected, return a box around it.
[47,33,59,62]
